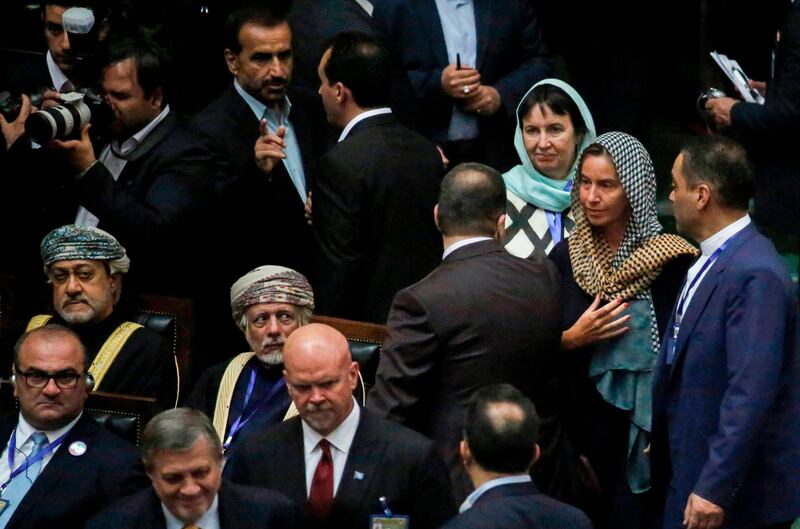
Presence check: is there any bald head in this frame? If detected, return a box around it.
[283,324,359,435]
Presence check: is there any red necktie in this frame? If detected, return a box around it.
[308,439,334,520]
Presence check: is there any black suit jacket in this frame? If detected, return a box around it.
[373,0,553,168]
[440,481,593,529]
[367,240,567,503]
[313,113,442,323]
[85,480,306,529]
[226,408,456,529]
[730,1,800,233]
[0,413,147,529]
[190,85,325,284]
[76,113,216,297]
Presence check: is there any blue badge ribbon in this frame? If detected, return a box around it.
[1,428,68,492]
[223,368,287,451]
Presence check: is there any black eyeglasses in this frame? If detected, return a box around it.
[15,370,84,389]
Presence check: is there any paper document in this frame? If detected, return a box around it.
[710,51,765,104]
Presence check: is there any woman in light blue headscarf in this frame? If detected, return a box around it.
[503,79,596,258]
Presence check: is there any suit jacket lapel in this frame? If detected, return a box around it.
[9,415,95,523]
[280,420,309,503]
[415,0,449,66]
[474,0,491,70]
[668,224,757,381]
[333,411,388,518]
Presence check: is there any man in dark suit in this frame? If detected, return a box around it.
[0,324,146,529]
[190,4,325,286]
[372,0,553,170]
[705,1,800,242]
[367,163,568,504]
[48,36,214,297]
[442,384,592,529]
[651,136,800,529]
[226,323,456,529]
[313,32,442,323]
[87,408,304,529]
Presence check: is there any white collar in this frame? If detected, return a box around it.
[233,79,291,123]
[699,214,751,256]
[162,493,219,529]
[442,236,493,260]
[110,105,171,157]
[301,398,360,456]
[338,108,392,142]
[46,51,71,92]
[17,411,82,445]
[459,474,531,513]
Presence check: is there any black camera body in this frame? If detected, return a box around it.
[24,89,111,144]
[0,91,44,122]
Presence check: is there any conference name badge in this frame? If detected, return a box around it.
[370,515,409,529]
[370,496,409,529]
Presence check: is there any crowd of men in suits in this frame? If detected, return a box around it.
[0,1,799,529]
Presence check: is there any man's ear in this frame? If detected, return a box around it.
[495,213,507,240]
[149,87,164,111]
[224,49,239,76]
[433,204,440,230]
[459,439,472,467]
[696,183,712,211]
[335,82,347,104]
[530,443,541,467]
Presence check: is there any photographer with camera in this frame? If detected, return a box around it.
[703,1,800,246]
[41,36,214,297]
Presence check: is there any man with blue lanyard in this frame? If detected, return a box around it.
[651,136,800,529]
[187,265,314,459]
[0,324,146,529]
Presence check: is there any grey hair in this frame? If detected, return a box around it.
[141,408,222,470]
[238,305,313,332]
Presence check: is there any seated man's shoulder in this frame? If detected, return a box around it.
[223,480,297,511]
[80,414,142,460]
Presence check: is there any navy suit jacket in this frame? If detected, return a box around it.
[85,481,306,529]
[440,481,592,529]
[0,413,147,529]
[225,408,456,529]
[651,224,800,528]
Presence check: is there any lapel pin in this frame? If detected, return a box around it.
[68,441,87,456]
[353,470,365,480]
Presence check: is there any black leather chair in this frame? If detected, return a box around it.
[122,294,194,407]
[310,315,387,401]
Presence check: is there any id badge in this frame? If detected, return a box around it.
[0,499,9,515]
[370,514,410,529]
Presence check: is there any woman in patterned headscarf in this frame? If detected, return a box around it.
[548,132,697,529]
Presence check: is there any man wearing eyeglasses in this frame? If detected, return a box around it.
[0,324,146,529]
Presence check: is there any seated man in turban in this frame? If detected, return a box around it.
[186,266,314,457]
[24,224,178,408]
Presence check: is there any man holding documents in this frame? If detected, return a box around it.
[705,0,800,238]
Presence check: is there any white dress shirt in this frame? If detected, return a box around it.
[458,474,531,513]
[162,493,220,529]
[442,236,493,260]
[338,108,392,142]
[0,412,82,485]
[302,399,361,497]
[233,79,307,202]
[75,105,172,226]
[677,214,751,315]
[46,51,71,92]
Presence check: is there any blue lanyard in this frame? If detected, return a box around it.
[544,180,573,245]
[667,232,739,364]
[223,368,286,451]
[2,428,68,492]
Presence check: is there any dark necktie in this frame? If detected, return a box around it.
[308,439,334,520]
